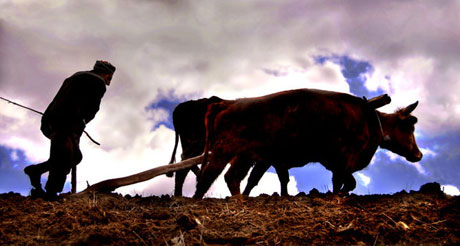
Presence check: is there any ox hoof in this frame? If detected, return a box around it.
[228,194,247,203]
[30,188,45,199]
[281,192,291,197]
[337,191,350,197]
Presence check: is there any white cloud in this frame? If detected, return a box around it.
[370,147,432,177]
[383,151,402,162]
[0,102,49,162]
[356,172,371,187]
[381,150,428,175]
[75,125,176,192]
[241,171,299,197]
[442,185,460,196]
[10,150,18,161]
[420,147,437,158]
[207,59,349,99]
[366,56,460,136]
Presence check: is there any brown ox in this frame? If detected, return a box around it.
[193,88,422,199]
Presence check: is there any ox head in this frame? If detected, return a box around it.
[380,101,423,162]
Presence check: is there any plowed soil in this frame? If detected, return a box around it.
[1,183,459,245]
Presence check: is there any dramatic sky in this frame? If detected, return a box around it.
[1,0,459,197]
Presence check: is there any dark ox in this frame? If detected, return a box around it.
[167,96,288,197]
[193,88,423,199]
[166,96,223,196]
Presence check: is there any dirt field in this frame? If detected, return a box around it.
[1,183,459,245]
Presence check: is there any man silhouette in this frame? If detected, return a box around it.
[24,60,116,200]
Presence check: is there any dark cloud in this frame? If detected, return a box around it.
[262,68,289,77]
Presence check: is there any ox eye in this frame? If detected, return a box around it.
[400,119,416,132]
[403,123,415,132]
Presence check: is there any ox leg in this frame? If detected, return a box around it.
[224,156,253,196]
[274,166,290,196]
[332,171,356,194]
[242,162,271,196]
[342,173,356,193]
[193,154,229,199]
[332,172,344,193]
[190,165,200,176]
[174,168,190,197]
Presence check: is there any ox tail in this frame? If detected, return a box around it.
[166,131,180,178]
[169,131,179,164]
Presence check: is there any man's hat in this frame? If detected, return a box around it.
[93,60,116,74]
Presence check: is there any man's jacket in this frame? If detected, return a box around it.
[41,71,106,138]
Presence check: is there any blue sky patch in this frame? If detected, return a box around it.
[314,55,386,98]
[0,145,33,195]
[146,90,190,130]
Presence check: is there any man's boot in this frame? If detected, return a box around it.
[24,165,43,191]
[44,191,58,201]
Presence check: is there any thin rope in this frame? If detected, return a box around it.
[374,110,390,142]
[1,96,44,115]
[1,96,100,145]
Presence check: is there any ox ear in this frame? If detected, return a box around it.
[402,101,419,115]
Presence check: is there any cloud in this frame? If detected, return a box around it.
[9,149,18,162]
[442,185,460,196]
[315,55,376,97]
[76,125,176,191]
[365,56,459,137]
[215,59,349,99]
[356,172,371,187]
[380,150,427,176]
[241,171,299,197]
[419,147,437,159]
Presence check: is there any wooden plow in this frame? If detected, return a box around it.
[80,154,204,194]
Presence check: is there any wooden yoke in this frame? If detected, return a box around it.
[364,94,391,109]
[80,154,204,194]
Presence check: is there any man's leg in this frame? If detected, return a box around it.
[24,160,52,192]
[44,132,79,198]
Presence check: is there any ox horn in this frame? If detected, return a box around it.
[401,101,419,115]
